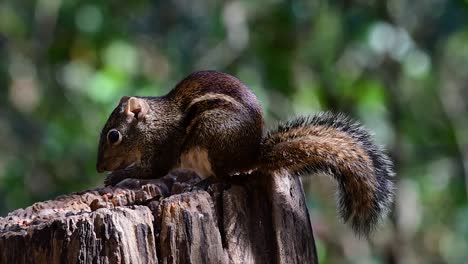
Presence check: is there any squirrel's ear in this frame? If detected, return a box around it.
[125,97,150,121]
[120,96,130,104]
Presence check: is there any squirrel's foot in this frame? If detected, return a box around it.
[167,169,203,194]
[115,178,171,198]
[182,172,246,193]
[104,167,152,187]
[106,168,202,194]
[184,176,222,192]
[104,171,130,187]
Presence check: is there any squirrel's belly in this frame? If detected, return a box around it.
[179,147,213,179]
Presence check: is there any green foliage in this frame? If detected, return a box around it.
[1,0,468,262]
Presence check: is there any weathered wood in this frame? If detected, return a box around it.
[0,170,317,264]
[270,170,317,263]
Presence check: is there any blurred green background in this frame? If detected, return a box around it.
[1,0,468,263]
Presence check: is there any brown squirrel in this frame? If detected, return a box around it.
[96,70,394,235]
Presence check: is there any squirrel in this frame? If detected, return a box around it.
[96,70,394,235]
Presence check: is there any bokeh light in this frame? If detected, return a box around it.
[1,0,467,263]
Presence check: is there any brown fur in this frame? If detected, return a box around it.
[96,71,394,235]
[97,71,263,184]
[259,113,394,235]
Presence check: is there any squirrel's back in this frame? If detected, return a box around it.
[169,71,261,114]
[170,71,264,178]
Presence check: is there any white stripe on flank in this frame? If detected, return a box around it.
[186,93,243,109]
[180,148,214,179]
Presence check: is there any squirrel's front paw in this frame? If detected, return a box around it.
[104,171,128,186]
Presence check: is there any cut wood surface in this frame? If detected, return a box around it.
[0,170,317,264]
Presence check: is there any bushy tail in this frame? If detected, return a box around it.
[258,112,394,236]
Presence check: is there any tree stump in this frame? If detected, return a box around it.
[0,170,317,264]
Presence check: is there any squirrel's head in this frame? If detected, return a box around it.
[96,96,151,173]
[96,95,184,176]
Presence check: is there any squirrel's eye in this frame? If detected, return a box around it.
[107,129,122,145]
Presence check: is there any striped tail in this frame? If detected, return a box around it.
[258,112,394,235]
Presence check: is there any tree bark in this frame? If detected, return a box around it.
[0,170,317,264]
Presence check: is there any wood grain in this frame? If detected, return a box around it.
[0,170,317,264]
